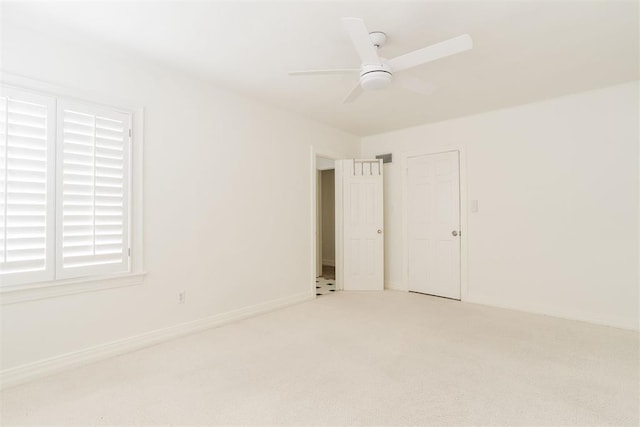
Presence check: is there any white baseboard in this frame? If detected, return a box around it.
[0,291,314,390]
[321,259,335,267]
[464,293,639,331]
[384,285,637,331]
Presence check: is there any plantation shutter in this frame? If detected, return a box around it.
[0,88,56,286]
[56,100,130,279]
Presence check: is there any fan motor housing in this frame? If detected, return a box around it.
[360,63,393,90]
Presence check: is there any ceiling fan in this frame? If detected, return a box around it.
[289,18,473,103]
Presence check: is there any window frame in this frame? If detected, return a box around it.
[0,75,145,305]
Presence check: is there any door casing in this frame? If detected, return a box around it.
[316,170,322,277]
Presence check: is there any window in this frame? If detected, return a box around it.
[56,100,130,279]
[1,86,133,288]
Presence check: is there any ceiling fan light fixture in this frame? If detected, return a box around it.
[360,63,393,90]
[360,70,392,90]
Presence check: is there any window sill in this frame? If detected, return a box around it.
[0,272,147,305]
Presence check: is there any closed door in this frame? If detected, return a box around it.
[338,159,384,291]
[407,151,461,299]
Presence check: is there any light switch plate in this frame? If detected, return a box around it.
[471,200,479,213]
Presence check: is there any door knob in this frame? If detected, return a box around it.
[452,230,459,236]
[377,229,382,234]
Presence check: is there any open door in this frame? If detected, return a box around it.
[335,159,384,291]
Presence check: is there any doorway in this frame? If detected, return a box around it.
[316,157,336,296]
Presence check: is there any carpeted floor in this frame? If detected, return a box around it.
[1,291,638,425]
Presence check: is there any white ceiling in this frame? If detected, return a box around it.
[4,1,639,136]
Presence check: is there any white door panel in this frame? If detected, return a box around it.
[407,151,461,299]
[338,159,383,291]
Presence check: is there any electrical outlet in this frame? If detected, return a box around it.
[178,291,186,304]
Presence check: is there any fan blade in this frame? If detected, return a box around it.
[288,68,359,76]
[396,74,437,96]
[342,82,363,103]
[388,34,472,72]
[341,18,381,65]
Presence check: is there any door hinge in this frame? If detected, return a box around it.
[128,128,132,138]
[128,248,131,257]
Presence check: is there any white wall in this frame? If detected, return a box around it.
[361,81,639,330]
[321,169,335,265]
[0,24,359,371]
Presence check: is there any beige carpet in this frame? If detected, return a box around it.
[1,291,638,425]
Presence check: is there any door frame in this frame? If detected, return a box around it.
[401,145,470,301]
[316,170,322,277]
[310,148,343,296]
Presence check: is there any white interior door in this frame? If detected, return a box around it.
[337,159,384,291]
[407,151,461,299]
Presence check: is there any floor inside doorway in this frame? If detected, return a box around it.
[316,265,335,296]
